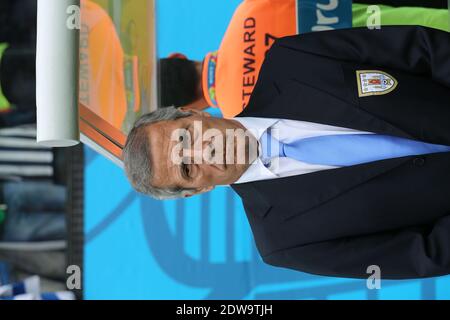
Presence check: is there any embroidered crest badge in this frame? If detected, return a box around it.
[356,70,398,97]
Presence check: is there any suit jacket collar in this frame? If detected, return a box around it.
[231,156,408,220]
[231,78,412,219]
[238,78,415,140]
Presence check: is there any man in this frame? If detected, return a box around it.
[159,0,449,118]
[124,26,450,279]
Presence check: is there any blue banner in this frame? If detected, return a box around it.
[297,0,352,33]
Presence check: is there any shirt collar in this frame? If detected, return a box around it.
[232,117,280,184]
[233,117,279,141]
[233,157,277,184]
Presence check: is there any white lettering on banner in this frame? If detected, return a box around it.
[312,0,339,31]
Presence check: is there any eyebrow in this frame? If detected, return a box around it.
[175,162,193,191]
[178,124,194,185]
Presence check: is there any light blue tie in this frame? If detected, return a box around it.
[261,131,450,166]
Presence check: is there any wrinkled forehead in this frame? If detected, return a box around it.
[145,118,185,188]
[147,117,190,147]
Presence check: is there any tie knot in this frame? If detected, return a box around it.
[260,130,284,161]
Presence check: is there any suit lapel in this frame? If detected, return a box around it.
[241,78,415,139]
[233,155,409,220]
[234,78,413,220]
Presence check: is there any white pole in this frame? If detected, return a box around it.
[36,0,81,147]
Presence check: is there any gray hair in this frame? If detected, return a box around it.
[122,106,195,200]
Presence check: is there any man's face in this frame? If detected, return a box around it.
[147,109,258,197]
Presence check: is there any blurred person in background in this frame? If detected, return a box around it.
[0,0,66,243]
[0,0,37,46]
[0,181,67,242]
[0,125,68,292]
[159,0,449,118]
[0,126,67,243]
[0,0,69,293]
[0,125,55,183]
[0,46,37,127]
[0,0,37,128]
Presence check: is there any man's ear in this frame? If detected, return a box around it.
[184,186,214,198]
[179,107,211,118]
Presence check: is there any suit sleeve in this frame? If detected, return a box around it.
[274,25,450,88]
[263,214,450,279]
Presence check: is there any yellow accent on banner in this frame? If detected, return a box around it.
[0,43,10,111]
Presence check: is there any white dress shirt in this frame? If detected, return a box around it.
[233,117,375,184]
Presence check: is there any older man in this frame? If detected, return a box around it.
[124,26,450,279]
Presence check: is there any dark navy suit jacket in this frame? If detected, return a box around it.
[231,26,450,279]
